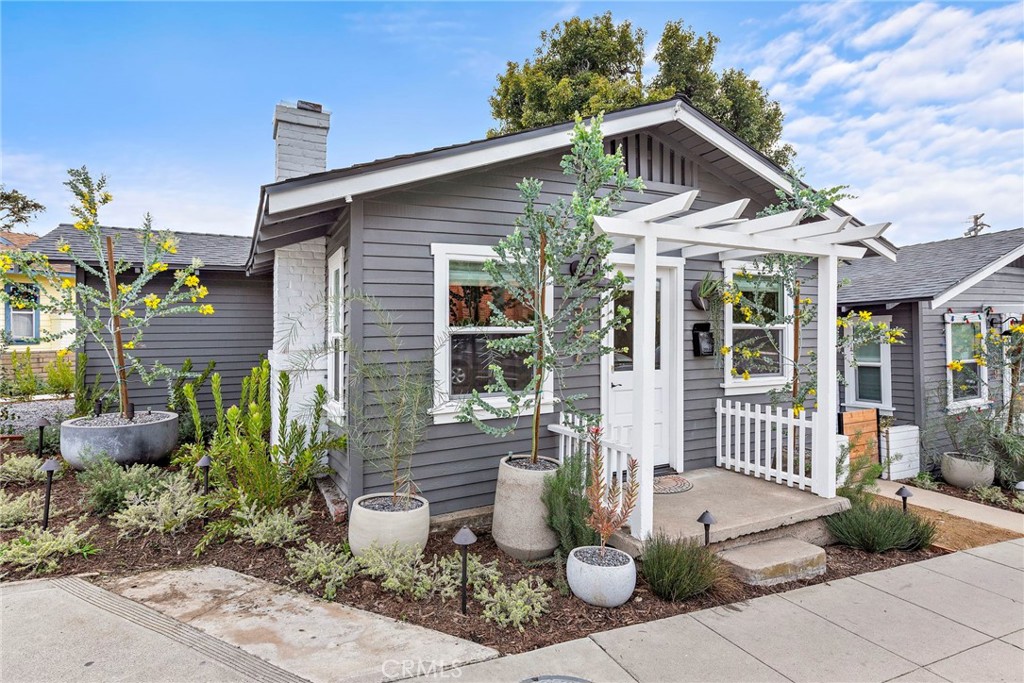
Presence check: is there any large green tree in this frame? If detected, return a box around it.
[0,186,45,231]
[490,13,794,166]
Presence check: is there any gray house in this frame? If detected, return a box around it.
[838,228,1024,459]
[31,225,274,412]
[248,98,894,516]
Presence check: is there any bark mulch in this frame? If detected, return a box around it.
[921,480,1023,514]
[873,493,1023,551]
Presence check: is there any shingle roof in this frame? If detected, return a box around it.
[31,225,252,270]
[838,228,1024,305]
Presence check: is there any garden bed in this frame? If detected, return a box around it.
[899,477,1024,513]
[872,494,1022,550]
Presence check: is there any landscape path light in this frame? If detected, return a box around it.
[198,455,212,495]
[896,485,913,514]
[453,526,477,615]
[40,458,60,530]
[35,417,50,460]
[697,510,716,546]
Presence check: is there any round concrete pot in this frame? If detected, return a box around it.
[491,455,560,561]
[940,452,995,489]
[60,412,179,470]
[348,493,430,557]
[566,546,636,608]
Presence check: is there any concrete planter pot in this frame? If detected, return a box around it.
[566,546,636,608]
[492,455,560,561]
[940,452,995,489]
[348,493,430,557]
[60,411,178,470]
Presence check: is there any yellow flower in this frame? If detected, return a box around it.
[184,274,200,288]
[123,340,135,350]
[741,370,751,381]
[975,332,983,339]
[101,192,113,203]
[149,262,168,273]
[56,349,69,359]
[61,278,75,289]
[730,367,739,376]
[858,311,872,322]
[740,305,752,321]
[0,255,13,272]
[198,304,215,315]
[836,318,847,329]
[808,388,817,396]
[195,285,208,299]
[144,293,161,309]
[720,345,731,356]
[793,404,804,417]
[73,220,90,231]
[118,283,131,295]
[120,309,135,319]
[57,243,71,254]
[947,360,964,372]
[161,238,178,254]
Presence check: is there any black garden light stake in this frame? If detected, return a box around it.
[93,399,102,417]
[40,458,60,530]
[896,486,913,514]
[198,455,212,495]
[126,402,135,422]
[453,526,477,615]
[697,510,716,546]
[35,417,50,459]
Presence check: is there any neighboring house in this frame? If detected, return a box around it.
[30,226,273,412]
[248,97,894,517]
[0,231,75,375]
[837,228,1024,458]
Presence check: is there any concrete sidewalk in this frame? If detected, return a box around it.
[875,479,1024,534]
[436,539,1024,683]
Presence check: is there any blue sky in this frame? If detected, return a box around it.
[2,1,1022,245]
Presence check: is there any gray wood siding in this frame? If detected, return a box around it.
[325,208,353,497]
[82,270,274,415]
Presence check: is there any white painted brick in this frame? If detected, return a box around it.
[273,102,331,181]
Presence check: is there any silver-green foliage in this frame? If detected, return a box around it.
[479,576,552,632]
[232,496,311,547]
[0,455,61,485]
[287,540,360,600]
[911,471,939,491]
[1012,493,1024,513]
[0,490,41,529]
[77,457,165,515]
[0,516,98,573]
[970,485,1009,506]
[356,543,438,599]
[111,471,204,537]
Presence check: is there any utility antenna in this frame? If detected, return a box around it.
[964,213,989,238]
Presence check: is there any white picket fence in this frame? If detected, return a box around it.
[716,399,815,491]
[548,415,634,514]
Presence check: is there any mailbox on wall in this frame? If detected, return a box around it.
[692,322,715,357]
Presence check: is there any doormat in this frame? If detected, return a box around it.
[654,475,692,494]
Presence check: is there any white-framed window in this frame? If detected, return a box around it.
[325,247,345,422]
[843,314,893,413]
[430,243,553,425]
[5,284,40,343]
[722,262,791,395]
[945,312,988,411]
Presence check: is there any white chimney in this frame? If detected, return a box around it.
[273,100,330,181]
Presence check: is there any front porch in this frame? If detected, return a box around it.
[611,468,851,557]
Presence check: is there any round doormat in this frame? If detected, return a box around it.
[653,474,693,494]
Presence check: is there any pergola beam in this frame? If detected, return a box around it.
[664,199,750,230]
[679,211,839,258]
[622,190,699,222]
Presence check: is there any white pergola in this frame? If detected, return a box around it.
[594,190,890,539]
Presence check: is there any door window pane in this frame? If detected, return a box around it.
[857,365,883,402]
[613,282,661,371]
[449,261,531,326]
[450,333,532,397]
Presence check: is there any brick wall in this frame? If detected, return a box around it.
[273,103,330,181]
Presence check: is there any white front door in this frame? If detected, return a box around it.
[606,265,676,467]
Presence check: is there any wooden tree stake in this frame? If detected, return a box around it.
[106,236,130,417]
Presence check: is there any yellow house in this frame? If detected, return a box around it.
[1,231,75,373]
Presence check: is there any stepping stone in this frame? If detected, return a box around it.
[718,537,825,586]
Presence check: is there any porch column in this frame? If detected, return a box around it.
[813,254,839,497]
[630,234,657,539]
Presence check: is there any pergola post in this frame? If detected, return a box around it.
[630,233,657,539]
[813,254,839,497]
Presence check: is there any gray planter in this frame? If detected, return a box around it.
[60,411,179,470]
[348,493,430,557]
[492,455,560,561]
[566,546,636,608]
[940,452,995,489]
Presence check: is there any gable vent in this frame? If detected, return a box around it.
[605,133,695,188]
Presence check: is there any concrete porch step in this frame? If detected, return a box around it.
[718,537,826,586]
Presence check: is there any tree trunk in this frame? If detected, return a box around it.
[530,230,548,464]
[105,237,130,418]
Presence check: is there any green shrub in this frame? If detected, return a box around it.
[45,352,75,397]
[825,501,936,553]
[543,450,597,556]
[111,471,204,537]
[1012,493,1024,513]
[0,455,62,485]
[167,358,216,445]
[0,489,42,529]
[73,352,109,418]
[9,348,40,397]
[479,577,551,631]
[354,542,502,601]
[232,496,311,548]
[0,516,98,574]
[970,485,1009,506]
[22,418,62,457]
[912,471,939,490]
[641,533,728,601]
[287,540,360,600]
[77,457,165,515]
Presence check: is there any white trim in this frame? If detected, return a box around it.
[326,247,345,423]
[930,242,1024,309]
[430,242,554,425]
[944,312,989,410]
[721,262,793,391]
[843,315,893,414]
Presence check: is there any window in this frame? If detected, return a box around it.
[4,284,39,343]
[722,263,791,394]
[613,281,661,371]
[843,315,892,412]
[945,312,988,410]
[325,248,345,422]
[431,243,552,424]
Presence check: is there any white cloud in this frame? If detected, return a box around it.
[752,1,1024,244]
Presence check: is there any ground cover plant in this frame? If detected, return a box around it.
[77,457,165,515]
[0,489,42,529]
[0,516,98,574]
[0,454,62,485]
[826,500,936,553]
[110,471,204,538]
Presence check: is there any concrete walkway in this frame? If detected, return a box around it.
[432,539,1024,683]
[876,479,1024,534]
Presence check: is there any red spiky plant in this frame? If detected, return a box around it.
[585,426,639,557]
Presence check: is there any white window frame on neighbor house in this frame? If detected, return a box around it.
[721,261,792,396]
[430,242,554,425]
[945,312,988,412]
[843,314,893,413]
[325,247,345,423]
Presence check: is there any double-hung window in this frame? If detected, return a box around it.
[945,312,988,410]
[431,243,551,424]
[5,284,39,343]
[722,263,790,394]
[843,315,893,412]
[325,248,345,422]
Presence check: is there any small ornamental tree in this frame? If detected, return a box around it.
[458,114,644,462]
[585,426,638,556]
[0,167,214,418]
